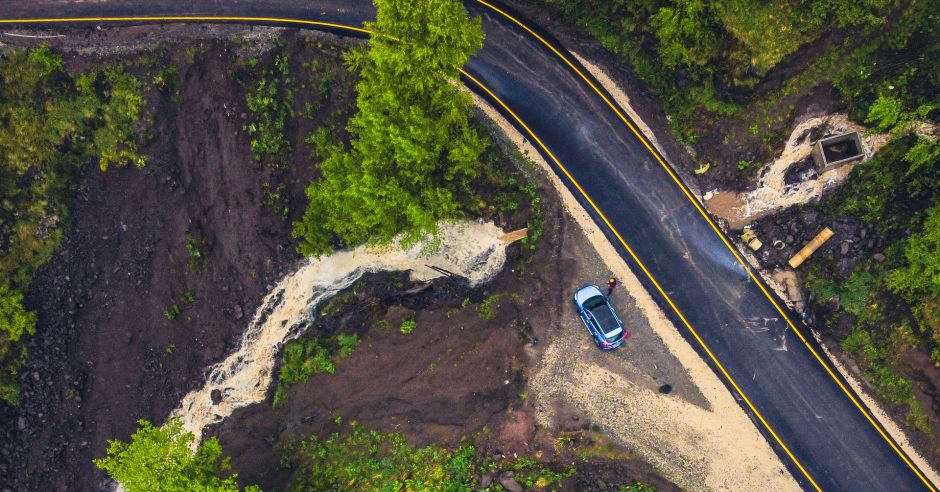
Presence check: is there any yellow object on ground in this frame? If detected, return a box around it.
[788,227,834,268]
[499,227,528,244]
[740,227,763,251]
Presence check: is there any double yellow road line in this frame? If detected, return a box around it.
[2,5,933,490]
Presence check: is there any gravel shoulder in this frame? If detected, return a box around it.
[472,89,800,490]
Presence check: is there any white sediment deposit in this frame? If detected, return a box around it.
[172,220,507,443]
[705,114,890,229]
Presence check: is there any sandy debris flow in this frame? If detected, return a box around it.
[172,220,507,443]
[704,114,890,229]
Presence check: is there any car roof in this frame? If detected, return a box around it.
[587,300,619,332]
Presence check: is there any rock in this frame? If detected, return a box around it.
[860,227,867,239]
[500,477,523,492]
[17,417,26,431]
[786,234,794,244]
[840,242,850,255]
[480,474,493,488]
[873,253,886,262]
[32,371,40,381]
[211,389,223,404]
[801,209,819,225]
[233,304,244,320]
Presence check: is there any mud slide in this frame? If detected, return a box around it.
[172,221,508,442]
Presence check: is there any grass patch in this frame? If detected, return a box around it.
[476,293,504,321]
[399,317,416,335]
[272,333,360,407]
[281,421,572,491]
[842,326,929,432]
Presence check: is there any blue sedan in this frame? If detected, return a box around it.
[573,284,628,349]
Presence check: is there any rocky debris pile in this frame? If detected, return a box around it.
[753,208,886,280]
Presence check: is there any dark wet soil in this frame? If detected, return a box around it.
[0,29,355,492]
[214,134,677,490]
[0,24,677,491]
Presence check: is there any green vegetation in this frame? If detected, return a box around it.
[0,46,145,405]
[535,0,936,147]
[841,325,928,431]
[280,421,571,491]
[477,293,504,321]
[807,137,939,430]
[272,333,360,407]
[0,287,38,404]
[399,317,416,335]
[94,418,259,492]
[244,53,295,215]
[293,0,486,256]
[246,54,293,160]
[889,205,940,303]
[164,292,197,321]
[620,483,657,492]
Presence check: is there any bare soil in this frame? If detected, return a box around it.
[0,25,678,491]
[0,28,354,492]
[212,160,680,490]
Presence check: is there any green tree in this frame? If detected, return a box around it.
[0,286,37,344]
[293,0,486,256]
[0,286,37,404]
[888,204,940,301]
[94,418,259,492]
[650,0,721,69]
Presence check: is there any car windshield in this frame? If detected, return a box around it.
[584,296,619,333]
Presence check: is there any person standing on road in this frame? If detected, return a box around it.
[607,276,617,296]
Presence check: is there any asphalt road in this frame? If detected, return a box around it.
[2,1,934,490]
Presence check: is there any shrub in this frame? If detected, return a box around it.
[399,317,416,335]
[283,422,570,491]
[273,334,360,407]
[94,418,258,492]
[889,204,940,302]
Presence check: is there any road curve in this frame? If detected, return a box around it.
[2,1,934,490]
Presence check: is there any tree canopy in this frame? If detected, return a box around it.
[94,418,258,492]
[293,0,486,256]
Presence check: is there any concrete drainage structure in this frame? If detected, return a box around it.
[812,132,865,172]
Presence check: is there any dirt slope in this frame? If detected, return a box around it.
[0,31,337,491]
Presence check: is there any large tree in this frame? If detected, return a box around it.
[293,0,486,256]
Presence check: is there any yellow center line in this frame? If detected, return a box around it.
[0,16,370,34]
[459,67,822,492]
[1,10,932,490]
[471,1,936,490]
